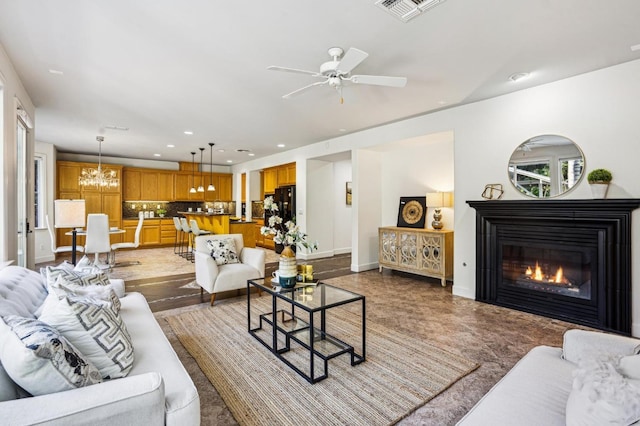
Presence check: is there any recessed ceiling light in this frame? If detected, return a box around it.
[631,44,640,52]
[184,130,193,135]
[153,153,161,157]
[218,149,225,153]
[48,69,64,75]
[277,144,285,148]
[226,160,233,163]
[248,153,255,157]
[508,72,530,82]
[438,100,447,105]
[167,144,175,148]
[339,128,347,132]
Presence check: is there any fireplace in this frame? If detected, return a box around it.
[467,199,640,335]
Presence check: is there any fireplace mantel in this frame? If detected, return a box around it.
[467,198,640,335]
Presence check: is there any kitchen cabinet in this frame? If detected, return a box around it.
[218,174,232,201]
[378,227,453,286]
[122,219,161,247]
[56,161,123,247]
[123,169,141,200]
[277,162,296,186]
[157,172,174,201]
[263,168,277,195]
[141,172,158,200]
[174,173,204,201]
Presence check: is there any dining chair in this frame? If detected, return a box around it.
[84,213,111,267]
[45,214,85,257]
[110,214,143,266]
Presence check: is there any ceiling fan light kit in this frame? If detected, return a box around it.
[268,46,407,102]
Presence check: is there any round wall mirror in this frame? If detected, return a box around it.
[508,135,584,198]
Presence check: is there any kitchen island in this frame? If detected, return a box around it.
[179,212,256,248]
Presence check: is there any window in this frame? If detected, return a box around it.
[34,154,45,228]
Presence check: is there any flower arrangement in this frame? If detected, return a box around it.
[156,208,167,217]
[260,196,318,252]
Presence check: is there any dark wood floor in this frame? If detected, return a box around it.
[37,250,354,312]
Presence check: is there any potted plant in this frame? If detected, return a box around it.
[157,208,167,217]
[587,168,612,199]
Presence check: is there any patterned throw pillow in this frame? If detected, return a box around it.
[50,276,121,309]
[44,266,110,289]
[206,238,240,266]
[38,292,133,379]
[0,316,102,396]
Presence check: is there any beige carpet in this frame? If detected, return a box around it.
[166,296,478,426]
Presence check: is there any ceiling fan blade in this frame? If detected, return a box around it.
[267,65,320,77]
[349,74,408,88]
[336,48,369,74]
[282,80,328,99]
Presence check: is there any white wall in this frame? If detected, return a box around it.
[34,141,56,263]
[332,159,352,253]
[306,160,335,259]
[233,58,640,335]
[0,43,35,265]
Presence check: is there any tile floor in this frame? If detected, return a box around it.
[38,246,592,425]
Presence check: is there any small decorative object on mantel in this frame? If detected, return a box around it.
[397,196,427,228]
[587,168,612,199]
[482,184,504,200]
[261,196,318,288]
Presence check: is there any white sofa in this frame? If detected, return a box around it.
[457,329,640,426]
[0,265,200,425]
[194,234,265,306]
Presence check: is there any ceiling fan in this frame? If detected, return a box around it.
[267,47,407,103]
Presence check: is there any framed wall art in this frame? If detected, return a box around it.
[397,196,427,228]
[346,182,352,205]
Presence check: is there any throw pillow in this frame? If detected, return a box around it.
[619,354,640,380]
[206,238,240,266]
[50,275,122,309]
[44,266,110,289]
[38,292,133,379]
[0,315,102,396]
[566,356,640,426]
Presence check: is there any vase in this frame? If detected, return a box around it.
[589,183,609,199]
[278,245,297,288]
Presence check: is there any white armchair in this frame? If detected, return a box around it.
[194,234,265,306]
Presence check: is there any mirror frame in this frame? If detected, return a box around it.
[507,134,585,199]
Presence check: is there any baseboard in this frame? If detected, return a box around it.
[351,262,378,272]
[333,247,352,255]
[297,249,334,261]
[36,255,55,264]
[452,284,475,299]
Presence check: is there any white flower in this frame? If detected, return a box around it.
[261,196,318,252]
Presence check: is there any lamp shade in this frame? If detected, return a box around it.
[426,192,453,208]
[54,199,86,228]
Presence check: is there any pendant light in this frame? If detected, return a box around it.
[197,147,205,192]
[207,142,216,191]
[189,151,197,193]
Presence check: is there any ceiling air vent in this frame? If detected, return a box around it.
[375,0,447,22]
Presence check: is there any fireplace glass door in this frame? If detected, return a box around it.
[500,242,595,301]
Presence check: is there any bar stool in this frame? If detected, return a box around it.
[189,220,212,263]
[179,217,194,261]
[173,217,185,256]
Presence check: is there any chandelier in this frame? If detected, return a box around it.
[78,136,120,189]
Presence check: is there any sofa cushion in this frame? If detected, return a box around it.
[121,293,200,425]
[0,266,48,318]
[0,362,20,402]
[39,291,133,379]
[206,237,240,265]
[0,315,102,396]
[566,357,640,426]
[456,346,572,426]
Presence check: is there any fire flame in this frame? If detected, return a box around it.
[525,262,569,285]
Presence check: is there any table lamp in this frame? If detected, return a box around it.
[426,192,453,230]
[54,199,86,265]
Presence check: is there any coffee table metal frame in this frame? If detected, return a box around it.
[247,279,366,384]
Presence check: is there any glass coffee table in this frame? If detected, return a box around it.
[247,279,366,384]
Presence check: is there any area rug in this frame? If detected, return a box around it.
[166,297,478,426]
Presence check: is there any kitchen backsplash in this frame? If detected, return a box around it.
[122,201,236,218]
